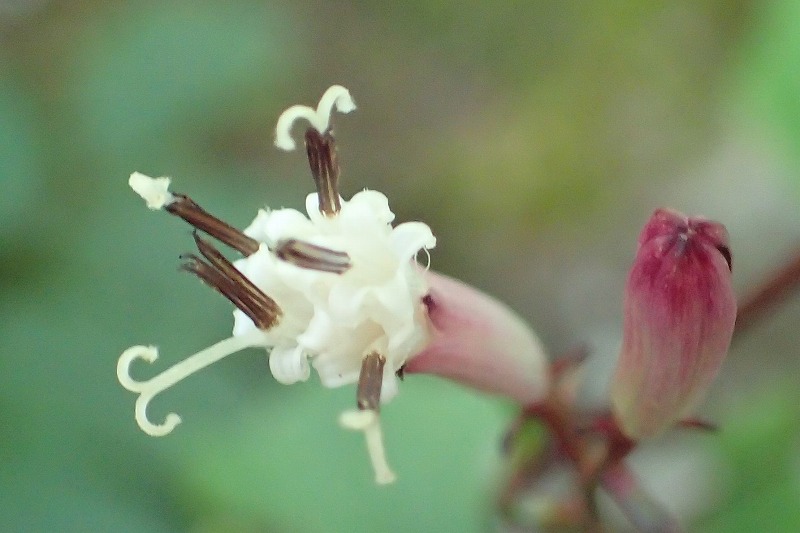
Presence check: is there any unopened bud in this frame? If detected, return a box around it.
[611,208,736,439]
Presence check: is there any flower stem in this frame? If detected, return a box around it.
[734,246,800,337]
[599,462,683,533]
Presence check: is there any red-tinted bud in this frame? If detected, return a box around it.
[611,208,736,439]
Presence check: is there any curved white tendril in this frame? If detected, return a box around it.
[275,85,356,151]
[117,330,267,436]
[340,409,397,484]
[129,172,175,210]
[418,248,432,270]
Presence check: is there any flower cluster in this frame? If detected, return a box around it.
[119,84,741,508]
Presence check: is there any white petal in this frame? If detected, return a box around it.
[232,308,258,338]
[316,366,361,389]
[327,283,372,324]
[343,190,394,225]
[305,193,331,223]
[296,308,334,353]
[379,371,400,403]
[390,222,436,260]
[242,209,271,240]
[233,247,275,289]
[312,323,383,388]
[263,209,317,244]
[269,345,310,384]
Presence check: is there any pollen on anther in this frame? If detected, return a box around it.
[129,172,174,210]
[274,85,356,151]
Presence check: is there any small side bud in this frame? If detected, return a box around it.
[611,208,737,439]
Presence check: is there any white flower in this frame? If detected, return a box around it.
[117,86,435,484]
[233,190,435,396]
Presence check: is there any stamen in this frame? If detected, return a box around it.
[357,352,386,410]
[166,194,259,256]
[182,255,276,330]
[185,233,282,329]
[128,172,259,256]
[340,353,396,484]
[274,85,356,151]
[340,410,396,485]
[117,329,267,436]
[274,238,351,274]
[305,129,341,215]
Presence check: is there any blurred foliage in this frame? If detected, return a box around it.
[735,0,800,184]
[1,1,799,531]
[697,385,800,532]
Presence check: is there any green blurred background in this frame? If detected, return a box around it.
[2,1,799,531]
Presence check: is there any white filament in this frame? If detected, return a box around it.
[117,329,267,436]
[340,409,397,484]
[274,85,356,151]
[129,172,175,210]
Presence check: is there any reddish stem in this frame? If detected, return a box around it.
[600,462,683,533]
[734,247,800,338]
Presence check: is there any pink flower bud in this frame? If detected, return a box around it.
[405,271,550,405]
[611,208,736,439]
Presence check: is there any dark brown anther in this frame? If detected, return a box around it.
[182,232,281,330]
[166,193,259,256]
[181,256,254,322]
[357,352,386,411]
[274,238,351,274]
[304,128,341,215]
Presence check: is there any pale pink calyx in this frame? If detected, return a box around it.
[405,271,550,405]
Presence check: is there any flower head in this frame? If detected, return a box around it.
[118,86,435,484]
[232,189,435,395]
[611,208,737,439]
